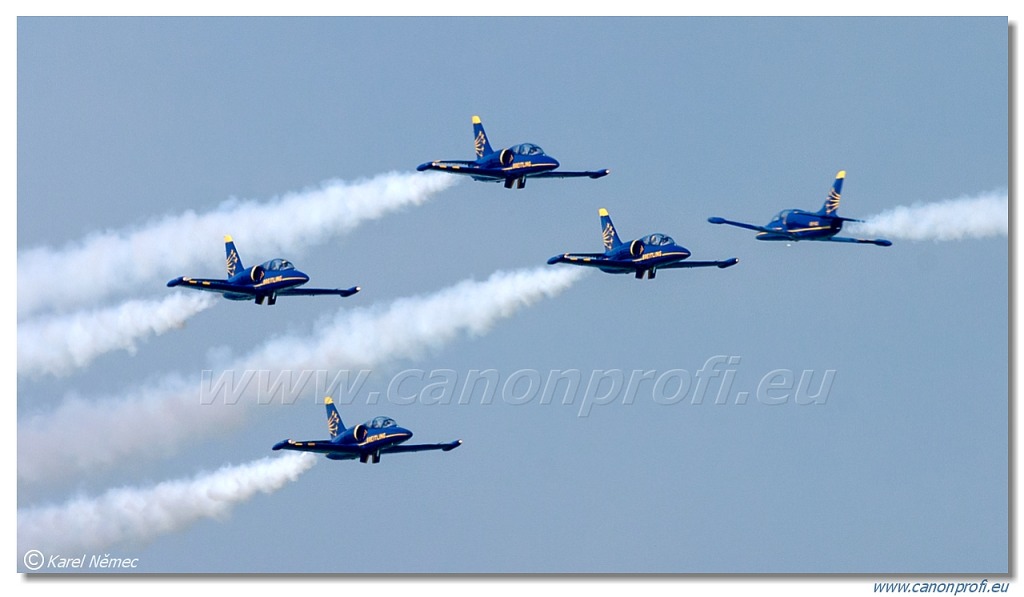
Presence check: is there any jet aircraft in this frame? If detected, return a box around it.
[167,235,360,305]
[547,208,739,279]
[416,115,610,189]
[707,170,892,246]
[272,397,463,464]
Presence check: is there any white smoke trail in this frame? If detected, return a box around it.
[236,266,587,372]
[18,293,218,377]
[848,191,1008,241]
[18,267,587,484]
[18,171,457,317]
[18,453,316,554]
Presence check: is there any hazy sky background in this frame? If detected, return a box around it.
[15,16,1007,576]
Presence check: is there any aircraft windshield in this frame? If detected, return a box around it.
[513,143,545,156]
[368,416,397,429]
[645,234,675,246]
[264,259,294,271]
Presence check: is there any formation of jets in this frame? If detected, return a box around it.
[163,115,892,464]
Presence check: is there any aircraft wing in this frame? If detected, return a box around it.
[547,253,609,267]
[272,439,354,454]
[381,440,463,454]
[827,236,893,247]
[706,217,782,235]
[531,169,610,179]
[166,276,252,295]
[660,258,739,269]
[277,285,361,297]
[416,160,481,175]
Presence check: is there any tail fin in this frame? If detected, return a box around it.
[472,115,493,158]
[599,208,623,251]
[324,397,344,438]
[224,235,244,277]
[818,170,845,216]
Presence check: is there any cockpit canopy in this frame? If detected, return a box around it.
[366,416,397,429]
[643,233,675,246]
[263,258,294,271]
[511,143,545,156]
[775,209,799,223]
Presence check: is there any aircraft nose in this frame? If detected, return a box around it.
[549,157,560,169]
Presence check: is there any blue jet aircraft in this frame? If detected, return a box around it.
[547,208,739,279]
[272,397,462,463]
[707,170,892,246]
[167,235,360,305]
[416,115,610,189]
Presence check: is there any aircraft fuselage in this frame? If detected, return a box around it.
[755,209,843,241]
[273,424,414,462]
[328,425,413,461]
[222,261,310,302]
[599,238,693,273]
[470,150,560,182]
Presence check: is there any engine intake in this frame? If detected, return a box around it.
[250,265,265,283]
[499,148,515,167]
[630,240,645,258]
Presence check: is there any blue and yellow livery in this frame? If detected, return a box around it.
[272,397,462,464]
[167,235,361,305]
[548,208,739,280]
[707,171,892,246]
[416,115,610,189]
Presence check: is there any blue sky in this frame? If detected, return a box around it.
[13,14,1008,583]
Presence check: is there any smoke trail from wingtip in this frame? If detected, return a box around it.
[18,266,587,484]
[848,191,1007,241]
[18,453,316,554]
[18,293,218,377]
[18,171,457,317]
